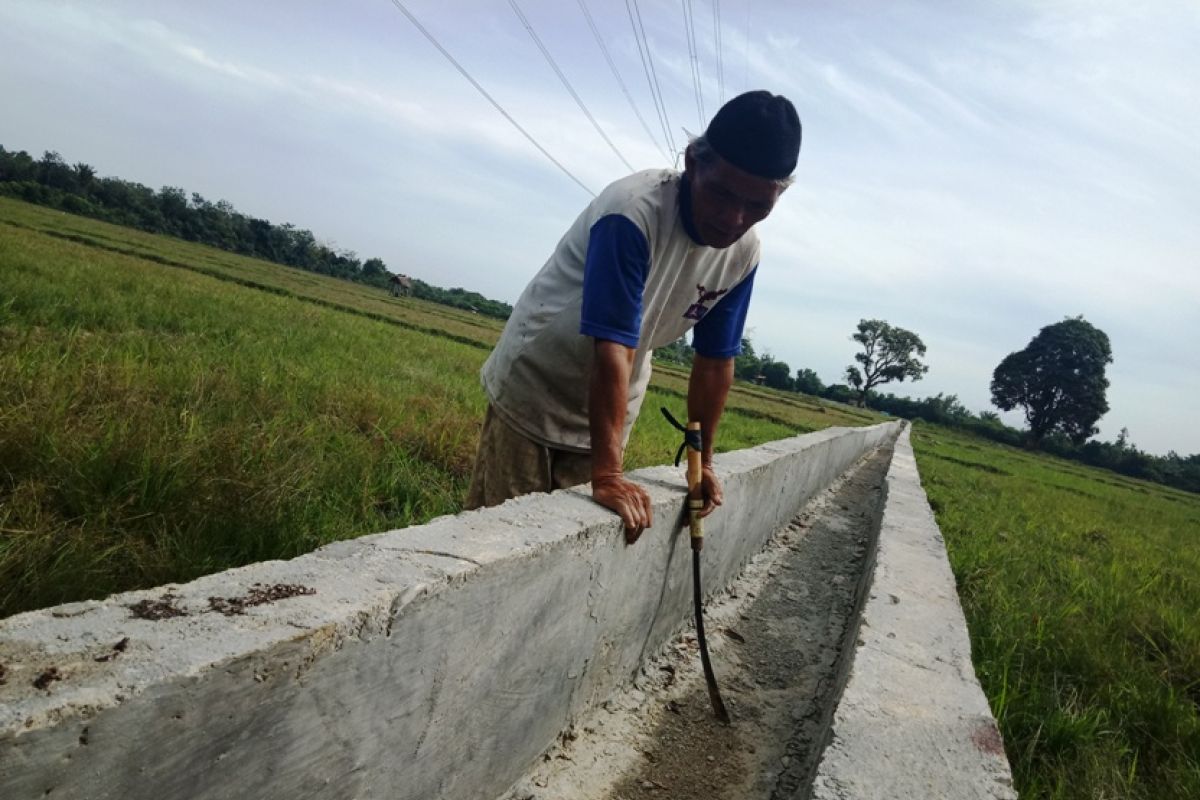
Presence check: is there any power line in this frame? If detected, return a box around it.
[682,0,705,129]
[625,0,676,158]
[742,0,752,94]
[712,0,725,105]
[576,0,672,162]
[507,0,634,173]
[386,0,595,197]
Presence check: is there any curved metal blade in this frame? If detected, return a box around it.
[693,550,731,724]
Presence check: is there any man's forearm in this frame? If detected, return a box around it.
[589,339,653,538]
[590,339,636,478]
[687,354,735,465]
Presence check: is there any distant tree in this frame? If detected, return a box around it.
[158,186,189,234]
[844,319,929,407]
[918,393,970,424]
[734,336,761,381]
[1115,427,1132,451]
[759,358,793,391]
[361,258,389,286]
[37,151,76,192]
[654,336,694,366]
[73,162,96,192]
[794,368,824,397]
[0,141,524,318]
[0,146,37,182]
[990,316,1112,446]
[821,383,857,405]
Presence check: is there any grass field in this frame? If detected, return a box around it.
[3,196,1196,798]
[913,423,1200,799]
[0,197,861,617]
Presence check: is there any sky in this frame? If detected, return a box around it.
[1,0,1197,455]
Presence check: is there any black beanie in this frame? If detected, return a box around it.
[704,90,801,179]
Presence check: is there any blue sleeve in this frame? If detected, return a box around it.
[691,267,756,358]
[580,214,650,348]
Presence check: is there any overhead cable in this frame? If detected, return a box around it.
[742,0,752,94]
[712,0,724,104]
[507,0,634,173]
[682,0,706,129]
[576,0,672,162]
[625,0,676,158]
[386,0,595,197]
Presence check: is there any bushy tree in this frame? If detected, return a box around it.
[734,336,760,381]
[991,316,1112,446]
[821,383,857,405]
[654,337,694,366]
[844,319,928,407]
[794,368,824,397]
[759,358,793,391]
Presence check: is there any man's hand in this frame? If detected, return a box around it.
[698,463,724,518]
[592,473,653,544]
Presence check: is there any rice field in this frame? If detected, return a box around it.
[4,196,1195,797]
[0,197,816,616]
[913,424,1200,799]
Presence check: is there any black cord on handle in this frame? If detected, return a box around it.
[660,407,702,466]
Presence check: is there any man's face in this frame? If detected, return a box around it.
[685,149,784,249]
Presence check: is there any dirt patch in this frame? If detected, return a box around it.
[93,637,130,663]
[207,583,316,616]
[126,584,316,620]
[128,592,187,620]
[32,667,62,691]
[504,444,893,800]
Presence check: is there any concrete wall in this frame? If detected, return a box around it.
[810,425,1017,799]
[0,422,899,800]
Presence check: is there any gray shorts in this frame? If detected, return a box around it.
[464,405,593,510]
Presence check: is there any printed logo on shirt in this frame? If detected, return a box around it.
[683,283,729,321]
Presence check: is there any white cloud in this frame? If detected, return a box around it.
[165,41,288,90]
[3,0,1198,454]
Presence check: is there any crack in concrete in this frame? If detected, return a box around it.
[398,548,483,567]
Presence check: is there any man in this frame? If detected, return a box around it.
[467,90,801,542]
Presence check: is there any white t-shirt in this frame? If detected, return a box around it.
[481,169,760,452]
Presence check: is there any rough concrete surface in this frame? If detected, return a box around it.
[500,442,895,800]
[0,423,898,800]
[500,426,1015,800]
[809,426,1017,800]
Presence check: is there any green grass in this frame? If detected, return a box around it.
[0,198,506,350]
[4,196,1198,798]
[913,423,1200,799]
[0,198,805,617]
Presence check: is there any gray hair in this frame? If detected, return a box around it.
[687,133,795,189]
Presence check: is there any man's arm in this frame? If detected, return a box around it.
[687,353,735,518]
[590,339,654,541]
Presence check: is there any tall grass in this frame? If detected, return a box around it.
[913,423,1200,799]
[5,198,1198,797]
[0,200,803,617]
[0,226,486,614]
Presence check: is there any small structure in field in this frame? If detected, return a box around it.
[389,273,413,298]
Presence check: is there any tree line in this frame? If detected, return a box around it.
[4,145,1193,493]
[658,318,1199,494]
[0,146,512,320]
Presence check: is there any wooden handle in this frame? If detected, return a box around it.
[686,421,704,549]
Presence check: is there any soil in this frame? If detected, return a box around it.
[207,582,316,616]
[503,444,893,800]
[126,583,316,619]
